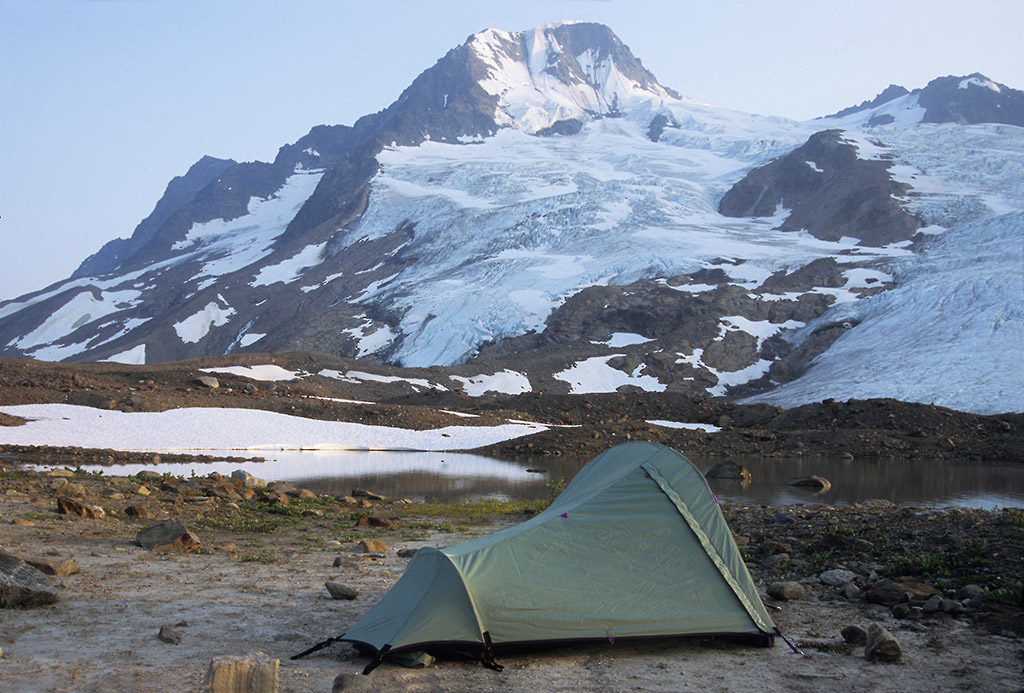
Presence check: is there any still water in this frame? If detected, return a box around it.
[59,449,1024,510]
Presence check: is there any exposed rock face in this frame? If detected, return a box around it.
[917,73,1024,126]
[822,72,1024,128]
[718,130,922,246]
[73,155,237,278]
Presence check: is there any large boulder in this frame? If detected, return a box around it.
[135,519,201,553]
[865,623,902,662]
[0,550,59,607]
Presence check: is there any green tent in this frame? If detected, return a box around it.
[325,441,776,671]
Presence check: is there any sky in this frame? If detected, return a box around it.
[2,0,1022,301]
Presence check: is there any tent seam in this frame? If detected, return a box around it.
[641,462,774,634]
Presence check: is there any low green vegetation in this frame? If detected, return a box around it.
[982,581,1024,607]
[884,541,991,583]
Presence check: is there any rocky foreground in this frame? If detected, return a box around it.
[1,354,1022,689]
[1,464,1022,691]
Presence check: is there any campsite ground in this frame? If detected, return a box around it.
[1,354,1022,691]
[0,465,1022,692]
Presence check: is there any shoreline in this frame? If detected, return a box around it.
[1,463,1022,691]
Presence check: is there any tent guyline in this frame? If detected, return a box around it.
[296,441,793,672]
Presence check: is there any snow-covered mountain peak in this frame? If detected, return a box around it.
[466,22,679,133]
[821,73,1024,128]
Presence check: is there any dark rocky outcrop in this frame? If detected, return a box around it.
[73,155,236,278]
[917,73,1024,126]
[719,129,922,246]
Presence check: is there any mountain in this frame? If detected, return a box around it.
[822,73,1024,127]
[1,23,1022,415]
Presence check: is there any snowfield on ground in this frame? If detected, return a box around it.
[0,404,548,452]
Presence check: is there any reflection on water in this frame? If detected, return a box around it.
[60,449,1024,509]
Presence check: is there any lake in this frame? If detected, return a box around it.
[55,449,1024,510]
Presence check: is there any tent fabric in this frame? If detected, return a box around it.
[340,441,774,660]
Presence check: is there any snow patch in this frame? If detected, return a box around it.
[173,302,236,344]
[646,420,722,433]
[199,365,304,382]
[250,242,326,287]
[0,403,547,452]
[318,369,449,392]
[554,354,666,394]
[591,332,654,348]
[451,370,532,396]
[101,344,147,365]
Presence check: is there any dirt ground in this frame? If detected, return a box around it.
[1,465,1022,692]
[1,354,1022,691]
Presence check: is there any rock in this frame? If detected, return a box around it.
[0,550,59,607]
[397,548,419,558]
[819,569,856,586]
[158,625,182,645]
[136,470,163,481]
[352,489,387,501]
[765,553,790,568]
[864,579,909,606]
[56,497,105,519]
[841,624,867,645]
[770,512,796,525]
[135,518,201,553]
[288,488,318,500]
[923,594,942,613]
[266,482,298,495]
[63,483,87,498]
[124,505,152,519]
[193,375,219,389]
[47,469,74,478]
[896,576,941,603]
[959,584,984,601]
[865,623,902,662]
[732,534,750,547]
[205,653,279,693]
[134,485,151,496]
[786,475,831,491]
[24,556,80,576]
[891,603,922,620]
[940,598,964,614]
[356,516,402,529]
[332,673,373,692]
[842,583,862,600]
[325,582,359,600]
[266,493,290,506]
[704,461,751,481]
[354,539,387,554]
[767,581,805,601]
[231,470,267,489]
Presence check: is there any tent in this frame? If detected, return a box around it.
[305,441,778,671]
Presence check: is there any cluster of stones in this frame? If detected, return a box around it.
[757,553,988,663]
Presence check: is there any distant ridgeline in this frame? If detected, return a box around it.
[1,23,1022,415]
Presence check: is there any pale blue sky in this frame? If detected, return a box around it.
[3,0,1022,300]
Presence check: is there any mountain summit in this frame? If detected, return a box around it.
[1,24,1022,415]
[823,72,1024,127]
